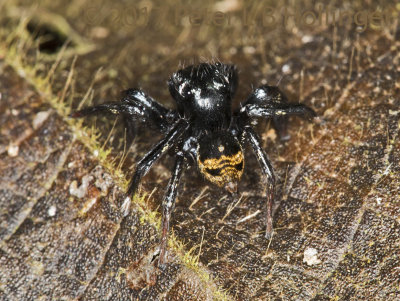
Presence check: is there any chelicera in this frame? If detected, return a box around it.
[71,63,316,267]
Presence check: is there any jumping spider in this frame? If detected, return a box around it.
[71,63,316,267]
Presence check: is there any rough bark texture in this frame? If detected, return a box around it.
[0,0,399,300]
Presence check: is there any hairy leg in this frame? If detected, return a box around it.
[243,126,276,238]
[158,154,185,268]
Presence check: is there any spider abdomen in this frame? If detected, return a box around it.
[196,131,244,191]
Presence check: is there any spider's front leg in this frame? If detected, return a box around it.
[70,89,177,150]
[158,154,185,268]
[127,119,188,195]
[242,126,276,238]
[126,120,187,269]
[237,85,316,238]
[239,85,316,140]
[125,121,187,268]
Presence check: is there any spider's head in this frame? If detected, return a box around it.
[197,132,244,193]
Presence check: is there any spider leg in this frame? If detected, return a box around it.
[122,117,136,152]
[241,102,316,120]
[127,119,188,195]
[70,89,178,149]
[245,85,290,139]
[272,116,290,141]
[70,102,136,118]
[237,85,316,140]
[158,154,185,268]
[243,126,275,238]
[120,89,177,133]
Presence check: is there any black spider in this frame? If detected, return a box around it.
[70,63,316,268]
